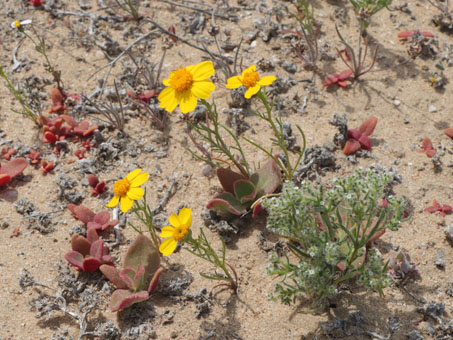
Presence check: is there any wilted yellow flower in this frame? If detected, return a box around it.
[159,208,192,256]
[226,65,276,99]
[106,169,149,213]
[158,61,215,114]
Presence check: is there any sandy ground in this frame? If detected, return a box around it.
[0,0,453,339]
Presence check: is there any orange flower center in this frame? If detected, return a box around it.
[242,70,259,88]
[113,178,130,196]
[170,68,193,92]
[173,225,188,241]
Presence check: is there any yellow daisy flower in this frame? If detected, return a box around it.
[159,208,192,256]
[226,65,276,99]
[158,61,216,114]
[106,169,149,213]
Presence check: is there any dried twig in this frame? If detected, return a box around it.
[159,0,236,21]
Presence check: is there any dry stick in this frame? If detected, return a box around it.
[159,0,235,21]
[152,176,178,215]
[143,18,227,60]
[12,37,25,72]
[87,30,159,81]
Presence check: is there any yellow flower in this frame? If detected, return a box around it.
[158,61,216,114]
[159,208,192,256]
[14,20,21,28]
[106,169,149,213]
[226,65,276,99]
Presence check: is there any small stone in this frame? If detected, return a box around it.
[394,100,401,107]
[428,105,437,113]
[435,250,445,268]
[250,40,257,48]
[282,61,297,74]
[445,225,453,244]
[405,329,424,340]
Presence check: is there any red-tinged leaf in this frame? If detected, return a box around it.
[397,30,414,39]
[217,167,248,194]
[87,174,99,188]
[87,226,99,243]
[234,179,257,204]
[124,235,161,282]
[421,138,434,151]
[50,88,63,106]
[100,265,128,289]
[74,149,85,160]
[250,158,282,196]
[252,202,264,218]
[337,80,348,88]
[110,289,149,312]
[148,267,163,293]
[27,150,40,164]
[337,261,346,272]
[441,205,452,214]
[168,25,178,42]
[94,211,110,225]
[0,173,11,187]
[60,114,77,127]
[426,149,436,157]
[65,251,85,270]
[40,160,54,174]
[71,234,91,256]
[69,204,95,224]
[94,181,107,195]
[343,139,361,155]
[444,128,453,139]
[139,90,158,102]
[82,256,102,272]
[359,116,378,136]
[90,239,105,260]
[120,267,136,289]
[29,0,43,7]
[324,74,340,87]
[421,31,435,38]
[425,205,440,214]
[347,129,362,140]
[358,135,372,150]
[44,131,57,144]
[337,69,353,81]
[2,148,16,160]
[206,193,247,216]
[134,266,146,289]
[0,158,28,178]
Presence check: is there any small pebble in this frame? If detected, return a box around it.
[435,250,445,268]
[394,100,401,107]
[428,105,437,113]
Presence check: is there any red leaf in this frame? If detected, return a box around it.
[343,139,361,155]
[43,131,57,144]
[82,256,102,272]
[444,128,453,139]
[49,88,67,113]
[0,158,28,178]
[0,173,11,187]
[337,69,353,81]
[358,135,372,150]
[347,129,362,140]
[87,174,99,188]
[324,74,340,87]
[359,116,378,136]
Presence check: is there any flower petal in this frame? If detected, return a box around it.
[168,213,180,228]
[160,226,175,238]
[126,169,142,181]
[243,65,256,74]
[163,78,170,86]
[106,195,120,207]
[179,91,198,113]
[158,87,179,113]
[178,208,192,227]
[191,80,215,99]
[226,76,243,89]
[127,187,144,200]
[130,172,149,187]
[159,237,178,256]
[190,61,215,81]
[258,76,276,86]
[120,196,134,213]
[244,84,261,99]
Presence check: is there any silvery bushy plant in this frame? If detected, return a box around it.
[262,169,407,309]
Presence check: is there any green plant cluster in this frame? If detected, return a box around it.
[262,169,406,308]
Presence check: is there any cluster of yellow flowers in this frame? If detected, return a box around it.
[107,61,275,256]
[158,61,276,114]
